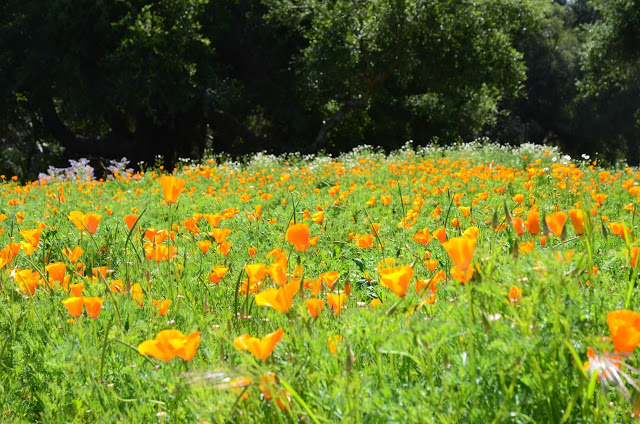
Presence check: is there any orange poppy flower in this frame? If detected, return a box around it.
[450,265,474,284]
[267,248,288,267]
[422,259,438,272]
[239,279,264,295]
[416,270,445,297]
[259,373,291,410]
[45,261,67,285]
[245,263,267,284]
[144,244,177,262]
[144,228,170,244]
[207,266,229,284]
[68,211,102,234]
[381,196,391,206]
[545,212,567,237]
[223,207,239,219]
[210,228,231,244]
[356,234,374,248]
[631,247,640,268]
[62,296,84,317]
[568,209,585,236]
[68,211,85,231]
[463,227,479,239]
[379,265,414,297]
[513,194,524,204]
[70,283,84,297]
[524,211,540,235]
[593,193,608,206]
[319,271,340,290]
[608,310,640,354]
[19,228,42,248]
[255,281,299,312]
[197,240,212,254]
[152,299,172,316]
[13,269,43,296]
[519,240,535,254]
[311,211,324,225]
[413,228,432,245]
[608,222,632,240]
[217,241,231,256]
[131,283,144,305]
[19,241,36,256]
[248,247,257,259]
[0,252,11,271]
[159,175,187,204]
[306,298,325,317]
[0,244,18,269]
[286,223,310,251]
[181,218,200,234]
[303,278,322,295]
[109,280,124,294]
[83,297,104,318]
[442,237,477,271]
[327,293,347,315]
[251,204,262,221]
[266,263,287,286]
[511,217,525,237]
[138,329,201,361]
[83,213,102,234]
[233,328,285,360]
[371,298,383,309]
[508,286,522,304]
[124,214,139,230]
[433,227,447,243]
[326,335,343,356]
[202,213,224,227]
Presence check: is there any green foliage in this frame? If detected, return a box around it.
[1,0,640,178]
[266,0,550,149]
[580,0,640,95]
[571,0,640,164]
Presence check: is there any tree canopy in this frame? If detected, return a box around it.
[0,0,639,178]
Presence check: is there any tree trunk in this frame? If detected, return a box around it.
[304,97,369,154]
[38,96,137,159]
[203,89,291,155]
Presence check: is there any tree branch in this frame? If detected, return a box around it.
[203,89,291,155]
[304,97,369,154]
[306,52,400,154]
[38,95,136,159]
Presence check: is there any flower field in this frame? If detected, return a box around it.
[3,142,640,422]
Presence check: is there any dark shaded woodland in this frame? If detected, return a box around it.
[1,0,639,179]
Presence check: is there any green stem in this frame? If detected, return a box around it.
[99,317,114,382]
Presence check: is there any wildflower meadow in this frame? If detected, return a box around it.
[3,142,640,423]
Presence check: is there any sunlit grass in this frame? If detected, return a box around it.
[1,142,640,422]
